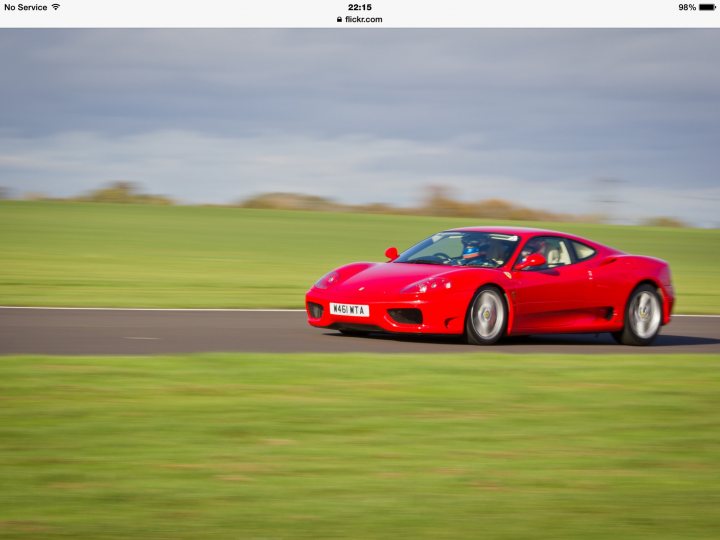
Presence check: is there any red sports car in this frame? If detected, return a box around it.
[305,227,674,346]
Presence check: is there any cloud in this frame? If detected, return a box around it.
[0,29,718,225]
[2,129,718,226]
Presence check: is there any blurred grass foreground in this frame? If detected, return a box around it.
[1,353,719,539]
[1,200,718,312]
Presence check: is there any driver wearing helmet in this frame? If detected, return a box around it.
[461,238,490,265]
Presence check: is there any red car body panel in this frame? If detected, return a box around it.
[305,227,674,337]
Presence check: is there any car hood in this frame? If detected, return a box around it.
[334,262,472,295]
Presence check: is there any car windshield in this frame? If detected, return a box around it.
[394,231,520,268]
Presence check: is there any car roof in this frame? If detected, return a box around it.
[446,226,608,247]
[447,226,565,236]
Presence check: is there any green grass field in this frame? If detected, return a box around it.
[1,201,718,312]
[1,353,719,539]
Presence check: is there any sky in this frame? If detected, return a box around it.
[0,29,718,226]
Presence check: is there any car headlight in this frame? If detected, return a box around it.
[314,270,341,289]
[401,277,452,294]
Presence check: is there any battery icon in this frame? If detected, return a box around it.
[699,3,716,10]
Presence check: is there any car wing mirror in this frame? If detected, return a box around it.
[385,246,399,261]
[515,253,546,271]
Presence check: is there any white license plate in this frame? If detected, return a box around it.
[329,303,370,318]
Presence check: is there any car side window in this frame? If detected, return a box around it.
[519,236,573,270]
[571,240,596,261]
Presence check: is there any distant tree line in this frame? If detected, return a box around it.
[21,182,173,205]
[75,182,173,205]
[236,185,688,226]
[9,181,687,227]
[238,186,587,223]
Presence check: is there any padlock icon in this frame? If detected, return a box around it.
[337,16,342,22]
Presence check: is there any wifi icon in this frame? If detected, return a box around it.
[51,3,60,9]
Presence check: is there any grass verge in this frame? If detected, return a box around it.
[1,352,719,539]
[1,201,719,312]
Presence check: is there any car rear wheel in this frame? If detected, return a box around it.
[614,284,662,346]
[466,286,507,345]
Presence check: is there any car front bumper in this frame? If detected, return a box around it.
[305,288,469,335]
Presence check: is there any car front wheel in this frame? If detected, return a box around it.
[466,286,507,345]
[614,284,662,346]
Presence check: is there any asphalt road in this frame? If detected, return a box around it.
[1,307,718,355]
